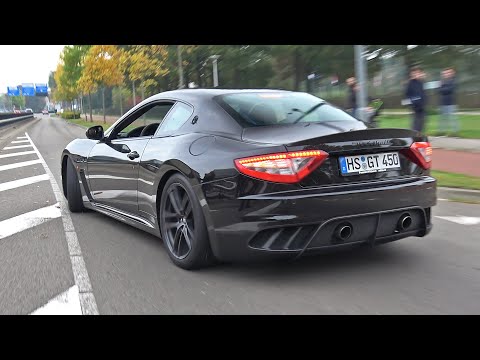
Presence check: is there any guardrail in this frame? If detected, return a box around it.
[0,113,34,127]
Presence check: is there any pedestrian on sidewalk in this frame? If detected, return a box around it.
[438,67,459,136]
[346,77,357,118]
[405,66,428,133]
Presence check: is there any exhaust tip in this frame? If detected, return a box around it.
[397,213,412,231]
[335,223,353,241]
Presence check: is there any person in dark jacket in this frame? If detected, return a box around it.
[438,68,458,135]
[346,77,357,117]
[405,66,427,133]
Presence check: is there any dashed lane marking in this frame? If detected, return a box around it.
[435,216,480,226]
[0,150,36,159]
[0,203,62,240]
[0,159,42,172]
[11,140,30,144]
[0,174,49,192]
[3,144,33,150]
[30,285,82,315]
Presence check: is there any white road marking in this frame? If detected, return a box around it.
[25,132,99,315]
[0,159,42,172]
[3,144,33,150]
[435,216,480,226]
[0,174,49,192]
[30,285,82,315]
[16,136,27,139]
[11,140,30,144]
[0,203,62,240]
[0,150,36,159]
[438,198,448,201]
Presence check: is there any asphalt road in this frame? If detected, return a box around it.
[0,114,479,314]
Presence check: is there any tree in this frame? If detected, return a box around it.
[79,45,124,123]
[11,95,25,109]
[125,45,169,103]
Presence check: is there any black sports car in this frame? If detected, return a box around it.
[61,89,436,269]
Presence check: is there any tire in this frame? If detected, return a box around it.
[66,158,85,213]
[159,174,215,270]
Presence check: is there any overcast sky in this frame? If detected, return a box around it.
[0,45,65,94]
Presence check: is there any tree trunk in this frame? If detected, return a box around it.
[102,87,106,124]
[196,52,203,87]
[82,95,87,121]
[132,82,136,106]
[88,92,93,122]
[293,49,302,91]
[141,86,145,101]
[80,96,83,119]
[177,45,184,89]
[119,87,123,116]
[185,71,190,88]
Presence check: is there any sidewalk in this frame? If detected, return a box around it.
[430,136,480,153]
[432,149,480,177]
[428,136,480,177]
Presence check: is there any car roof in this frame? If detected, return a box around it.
[146,88,295,102]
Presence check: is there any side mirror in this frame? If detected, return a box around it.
[86,125,104,140]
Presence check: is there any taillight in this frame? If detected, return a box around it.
[234,150,329,183]
[406,142,432,169]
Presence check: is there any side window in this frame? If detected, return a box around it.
[157,102,194,134]
[112,102,174,140]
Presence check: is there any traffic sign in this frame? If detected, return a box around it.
[22,83,35,96]
[7,86,20,96]
[35,84,48,95]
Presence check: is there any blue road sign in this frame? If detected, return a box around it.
[7,86,20,96]
[35,84,48,95]
[22,83,35,96]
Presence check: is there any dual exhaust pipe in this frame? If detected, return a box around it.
[334,212,413,242]
[397,213,412,232]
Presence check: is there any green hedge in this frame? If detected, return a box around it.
[60,111,81,119]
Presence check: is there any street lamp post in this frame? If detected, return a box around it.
[354,45,368,122]
[209,55,220,88]
[177,45,185,89]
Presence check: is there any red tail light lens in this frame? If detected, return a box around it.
[234,150,329,183]
[407,142,432,169]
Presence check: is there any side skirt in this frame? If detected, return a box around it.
[79,170,160,238]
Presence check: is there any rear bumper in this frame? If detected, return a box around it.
[202,176,436,262]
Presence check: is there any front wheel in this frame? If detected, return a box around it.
[159,174,215,270]
[66,158,85,213]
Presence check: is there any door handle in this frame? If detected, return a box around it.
[127,151,140,160]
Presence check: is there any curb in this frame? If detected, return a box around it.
[437,187,480,201]
[60,118,89,131]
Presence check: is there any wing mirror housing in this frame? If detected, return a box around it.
[86,125,104,140]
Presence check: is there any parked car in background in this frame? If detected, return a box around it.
[42,109,49,115]
[25,108,33,113]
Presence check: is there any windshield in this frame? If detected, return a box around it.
[215,92,358,128]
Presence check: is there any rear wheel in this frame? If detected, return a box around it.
[159,174,215,270]
[66,158,85,213]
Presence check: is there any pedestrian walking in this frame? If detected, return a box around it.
[346,77,357,118]
[405,66,428,133]
[438,67,459,135]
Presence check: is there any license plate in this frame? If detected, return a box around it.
[339,152,400,176]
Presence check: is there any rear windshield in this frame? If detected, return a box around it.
[215,92,357,128]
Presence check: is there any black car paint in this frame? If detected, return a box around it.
[61,89,436,263]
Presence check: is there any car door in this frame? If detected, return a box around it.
[137,101,195,223]
[86,101,175,215]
